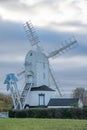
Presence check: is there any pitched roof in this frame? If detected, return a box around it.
[48,98,79,106]
[31,85,55,91]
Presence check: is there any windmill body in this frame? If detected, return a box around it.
[25,50,50,87]
[24,49,56,108]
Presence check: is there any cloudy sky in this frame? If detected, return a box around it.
[0,0,87,96]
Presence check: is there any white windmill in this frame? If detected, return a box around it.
[4,21,77,109]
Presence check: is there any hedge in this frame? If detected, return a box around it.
[9,108,87,119]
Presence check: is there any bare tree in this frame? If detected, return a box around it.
[72,88,87,100]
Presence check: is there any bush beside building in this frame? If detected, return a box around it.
[9,108,87,119]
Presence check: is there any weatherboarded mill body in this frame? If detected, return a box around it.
[24,49,55,108]
[4,22,83,109]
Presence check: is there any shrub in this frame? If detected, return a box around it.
[9,108,87,119]
[14,110,28,118]
[9,110,16,118]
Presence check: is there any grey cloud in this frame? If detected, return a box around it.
[0,21,27,54]
[54,66,87,93]
[0,21,87,58]
[55,21,87,27]
[0,0,20,4]
[0,21,26,42]
[0,0,21,10]
[50,65,87,96]
[0,0,85,30]
[0,0,14,3]
[0,0,84,14]
[36,0,81,15]
[50,21,87,34]
[0,0,29,14]
[0,0,39,18]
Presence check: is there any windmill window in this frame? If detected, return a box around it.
[43,63,45,69]
[43,73,45,79]
[30,53,32,56]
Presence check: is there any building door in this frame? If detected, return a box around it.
[27,75,33,83]
[26,71,34,84]
[39,94,45,106]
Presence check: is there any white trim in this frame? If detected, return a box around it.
[48,106,73,108]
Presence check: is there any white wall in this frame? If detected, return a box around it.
[25,91,55,106]
[78,99,83,108]
[36,62,49,87]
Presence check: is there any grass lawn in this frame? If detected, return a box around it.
[0,118,87,130]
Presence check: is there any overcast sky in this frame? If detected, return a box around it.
[0,0,87,96]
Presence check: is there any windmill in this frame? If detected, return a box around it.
[4,21,77,109]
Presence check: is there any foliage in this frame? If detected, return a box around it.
[0,94,12,112]
[72,87,86,100]
[9,108,87,119]
[72,102,78,108]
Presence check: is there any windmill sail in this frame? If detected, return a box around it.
[49,67,62,97]
[48,37,77,58]
[24,21,40,46]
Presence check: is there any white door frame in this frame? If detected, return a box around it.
[39,94,45,106]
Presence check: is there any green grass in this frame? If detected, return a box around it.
[0,118,87,130]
